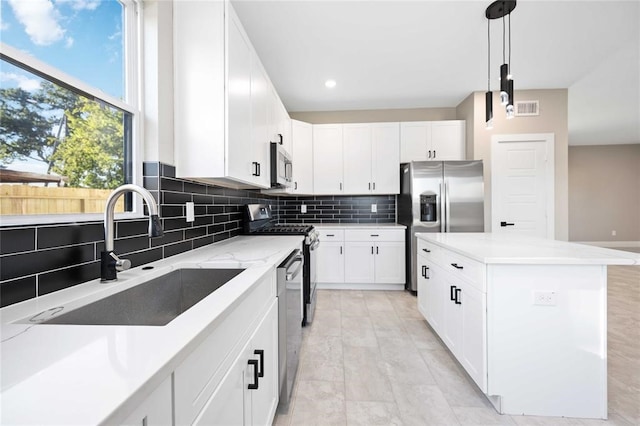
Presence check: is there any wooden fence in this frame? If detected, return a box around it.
[0,185,124,215]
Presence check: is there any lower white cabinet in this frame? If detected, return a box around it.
[416,239,486,392]
[316,227,405,289]
[121,376,172,426]
[194,300,278,426]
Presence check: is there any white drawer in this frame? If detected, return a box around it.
[345,229,404,242]
[440,250,485,293]
[174,272,274,425]
[317,229,345,240]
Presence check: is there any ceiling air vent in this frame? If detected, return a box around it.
[515,100,539,116]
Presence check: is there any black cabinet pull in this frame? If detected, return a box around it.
[369,182,371,190]
[500,221,515,227]
[422,248,431,253]
[340,246,343,255]
[248,359,259,389]
[373,182,376,190]
[295,182,298,190]
[428,150,431,159]
[252,162,259,176]
[326,234,335,237]
[376,246,379,255]
[421,265,427,278]
[257,162,261,176]
[371,246,374,254]
[455,288,462,305]
[451,263,463,270]
[340,183,342,190]
[370,234,379,237]
[254,349,264,377]
[450,285,456,301]
[278,133,283,145]
[433,150,436,158]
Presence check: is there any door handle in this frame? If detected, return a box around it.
[421,265,427,278]
[428,150,432,159]
[252,162,259,176]
[371,246,374,255]
[455,288,462,305]
[451,263,463,270]
[340,246,343,255]
[248,359,259,389]
[254,349,264,377]
[433,150,436,158]
[500,221,515,227]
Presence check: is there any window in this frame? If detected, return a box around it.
[0,0,139,220]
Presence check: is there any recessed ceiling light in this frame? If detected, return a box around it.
[325,79,337,88]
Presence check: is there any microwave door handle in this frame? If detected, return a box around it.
[285,162,293,181]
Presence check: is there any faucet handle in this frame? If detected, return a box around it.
[115,258,132,272]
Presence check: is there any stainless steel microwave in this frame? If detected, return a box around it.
[270,142,292,187]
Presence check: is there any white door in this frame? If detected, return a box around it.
[374,242,405,283]
[344,241,375,283]
[343,124,372,194]
[371,123,400,194]
[313,124,343,194]
[424,262,446,334]
[491,134,555,239]
[291,120,313,194]
[400,121,430,162]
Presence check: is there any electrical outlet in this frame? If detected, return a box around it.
[371,204,377,213]
[301,204,307,214]
[186,202,195,222]
[533,291,556,306]
[611,230,617,236]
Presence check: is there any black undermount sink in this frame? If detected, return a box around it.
[42,268,244,326]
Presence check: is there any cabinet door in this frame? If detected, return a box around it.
[424,262,446,334]
[416,255,429,318]
[371,123,400,194]
[374,242,405,284]
[441,275,463,356]
[249,301,279,425]
[430,121,465,161]
[122,376,172,426]
[227,10,254,184]
[400,122,430,162]
[194,341,249,426]
[250,57,271,188]
[344,241,375,283]
[460,282,487,392]
[291,120,314,194]
[316,241,344,283]
[313,124,343,194]
[343,124,372,194]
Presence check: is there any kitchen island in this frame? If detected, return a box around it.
[415,232,639,420]
[0,235,303,425]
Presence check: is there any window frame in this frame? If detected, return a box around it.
[0,0,144,227]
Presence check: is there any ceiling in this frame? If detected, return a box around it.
[232,1,640,146]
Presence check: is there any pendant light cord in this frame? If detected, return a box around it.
[487,18,491,90]
[502,13,506,65]
[508,12,512,74]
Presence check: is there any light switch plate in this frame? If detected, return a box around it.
[301,204,307,214]
[371,204,377,213]
[186,202,195,222]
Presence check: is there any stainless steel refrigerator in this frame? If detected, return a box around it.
[398,161,485,292]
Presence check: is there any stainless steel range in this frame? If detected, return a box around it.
[243,204,320,326]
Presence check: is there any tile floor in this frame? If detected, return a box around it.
[273,265,639,426]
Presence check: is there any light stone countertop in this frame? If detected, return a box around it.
[417,232,640,265]
[311,223,406,229]
[0,235,303,425]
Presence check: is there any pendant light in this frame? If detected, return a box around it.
[485,1,516,120]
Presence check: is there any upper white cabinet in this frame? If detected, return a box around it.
[174,1,281,188]
[400,120,465,163]
[313,124,344,194]
[342,122,400,195]
[291,120,313,194]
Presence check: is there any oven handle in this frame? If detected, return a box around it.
[286,259,303,281]
[309,239,320,251]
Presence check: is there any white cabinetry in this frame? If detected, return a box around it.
[317,227,405,290]
[194,300,278,426]
[313,125,344,194]
[174,1,275,188]
[290,120,313,194]
[315,229,345,283]
[121,376,172,426]
[400,121,465,163]
[174,272,278,425]
[415,237,486,392]
[342,123,400,195]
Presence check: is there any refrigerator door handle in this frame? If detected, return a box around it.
[439,183,445,233]
[445,181,451,233]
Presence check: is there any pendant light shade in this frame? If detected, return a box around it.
[486,91,494,129]
[485,1,517,122]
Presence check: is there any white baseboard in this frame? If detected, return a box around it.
[317,282,405,291]
[576,241,640,248]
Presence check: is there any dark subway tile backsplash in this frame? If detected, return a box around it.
[0,161,397,307]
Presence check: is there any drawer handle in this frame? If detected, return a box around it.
[254,349,264,378]
[371,246,374,255]
[248,359,259,389]
[370,234,379,237]
[326,234,335,237]
[340,246,343,255]
[450,285,457,301]
[422,265,430,279]
[451,263,464,270]
[455,288,462,305]
[422,248,431,253]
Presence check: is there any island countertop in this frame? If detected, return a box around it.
[0,235,303,425]
[416,232,640,265]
